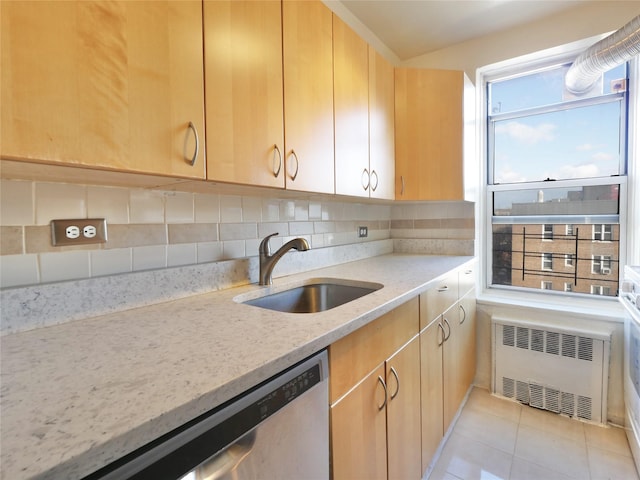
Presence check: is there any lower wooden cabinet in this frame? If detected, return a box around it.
[329,298,421,480]
[420,285,477,472]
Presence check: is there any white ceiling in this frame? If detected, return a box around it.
[340,0,590,60]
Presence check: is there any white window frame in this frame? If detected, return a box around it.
[542,253,553,271]
[566,224,575,236]
[541,281,553,290]
[591,255,612,274]
[477,37,636,305]
[565,254,575,267]
[564,282,573,292]
[542,224,553,241]
[590,285,610,296]
[593,224,612,242]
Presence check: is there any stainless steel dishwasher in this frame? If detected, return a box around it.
[85,351,329,480]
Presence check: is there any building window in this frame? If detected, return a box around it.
[592,255,612,275]
[593,224,613,242]
[485,51,628,299]
[591,285,610,296]
[565,254,575,267]
[565,283,573,292]
[542,281,553,290]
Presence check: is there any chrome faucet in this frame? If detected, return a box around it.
[259,233,310,285]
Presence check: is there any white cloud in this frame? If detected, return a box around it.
[495,166,527,184]
[495,121,556,145]
[592,152,614,162]
[555,163,600,179]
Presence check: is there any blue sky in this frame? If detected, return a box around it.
[490,64,626,184]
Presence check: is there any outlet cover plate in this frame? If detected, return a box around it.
[358,226,368,238]
[51,219,108,246]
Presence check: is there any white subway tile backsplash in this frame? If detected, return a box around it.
[132,245,167,271]
[165,191,194,224]
[0,254,39,288]
[241,196,262,222]
[130,190,165,224]
[220,195,243,223]
[280,200,295,221]
[167,243,197,267]
[40,251,90,283]
[87,186,130,224]
[1,180,34,226]
[219,223,257,241]
[258,222,289,238]
[294,201,309,221]
[197,242,224,263]
[36,183,86,225]
[91,248,132,277]
[195,193,220,224]
[261,199,280,222]
[290,221,314,235]
[309,201,322,220]
[245,238,260,257]
[222,240,245,259]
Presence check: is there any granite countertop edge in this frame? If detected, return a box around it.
[0,253,475,480]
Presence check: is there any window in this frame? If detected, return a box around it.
[565,254,575,267]
[593,224,612,242]
[542,281,553,290]
[592,255,612,275]
[591,285,610,296]
[485,54,627,299]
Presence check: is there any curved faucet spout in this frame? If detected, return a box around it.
[259,233,310,285]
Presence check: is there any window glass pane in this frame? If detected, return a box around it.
[492,101,622,184]
[489,63,626,114]
[493,185,619,216]
[492,223,619,297]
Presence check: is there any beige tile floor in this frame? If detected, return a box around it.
[429,387,639,480]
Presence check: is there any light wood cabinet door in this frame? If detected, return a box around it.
[331,363,388,480]
[333,14,369,198]
[420,317,445,472]
[420,272,459,330]
[386,335,422,480]
[1,1,205,178]
[395,68,464,200]
[203,0,284,188]
[369,48,395,200]
[282,0,334,194]
[458,289,477,396]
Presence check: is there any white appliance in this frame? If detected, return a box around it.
[621,265,640,474]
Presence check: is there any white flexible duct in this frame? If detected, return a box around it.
[565,14,640,95]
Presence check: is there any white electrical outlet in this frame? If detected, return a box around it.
[51,219,107,246]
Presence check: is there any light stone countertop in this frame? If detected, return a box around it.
[0,253,474,480]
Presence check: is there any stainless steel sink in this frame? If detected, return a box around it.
[239,279,383,314]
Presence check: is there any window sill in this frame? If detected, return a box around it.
[477,288,625,323]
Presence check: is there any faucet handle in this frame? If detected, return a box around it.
[259,232,279,255]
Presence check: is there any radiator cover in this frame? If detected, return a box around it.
[492,316,611,424]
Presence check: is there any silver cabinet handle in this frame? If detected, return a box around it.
[443,317,452,341]
[377,376,388,411]
[370,170,379,192]
[459,303,467,324]
[400,175,405,195]
[437,285,449,292]
[289,150,299,181]
[273,145,282,178]
[362,168,370,191]
[389,366,400,399]
[186,121,200,166]
[438,322,446,346]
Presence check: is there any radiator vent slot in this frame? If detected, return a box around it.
[493,318,610,425]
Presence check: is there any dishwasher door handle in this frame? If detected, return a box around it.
[196,430,256,480]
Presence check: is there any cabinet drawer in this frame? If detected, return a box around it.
[458,262,476,298]
[329,297,419,404]
[420,272,458,330]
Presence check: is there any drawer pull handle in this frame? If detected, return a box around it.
[460,304,467,324]
[377,376,388,410]
[390,366,400,399]
[289,150,299,181]
[443,317,452,341]
[186,121,200,166]
[438,286,449,292]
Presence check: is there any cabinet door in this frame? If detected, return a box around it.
[386,335,422,480]
[420,317,444,472]
[331,364,387,480]
[333,14,369,198]
[282,0,334,194]
[1,1,205,178]
[203,0,284,188]
[369,48,395,200]
[420,272,459,330]
[395,68,464,200]
[458,289,477,392]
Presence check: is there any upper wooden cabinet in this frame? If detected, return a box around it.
[1,1,206,179]
[368,48,396,200]
[203,0,284,188]
[282,0,335,194]
[333,14,369,198]
[395,68,474,201]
